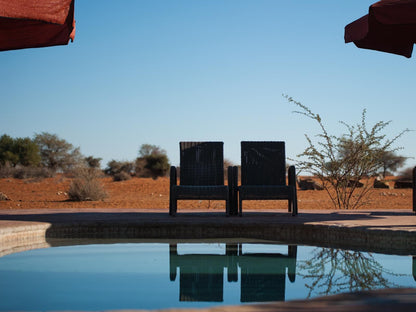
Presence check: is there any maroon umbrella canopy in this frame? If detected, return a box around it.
[345,0,416,58]
[0,0,75,52]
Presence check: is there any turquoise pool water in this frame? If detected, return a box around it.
[0,239,415,311]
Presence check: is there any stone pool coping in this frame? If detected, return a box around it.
[0,208,415,311]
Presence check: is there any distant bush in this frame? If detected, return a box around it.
[104,160,134,181]
[144,154,170,178]
[0,164,13,178]
[113,171,131,181]
[0,164,54,179]
[135,144,170,179]
[134,157,150,177]
[398,167,414,181]
[12,166,54,179]
[85,156,102,169]
[68,168,107,201]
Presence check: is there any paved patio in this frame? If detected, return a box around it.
[0,208,415,311]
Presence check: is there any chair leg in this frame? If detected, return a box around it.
[239,198,242,217]
[226,194,230,216]
[293,187,298,216]
[293,197,298,216]
[291,194,298,216]
[233,166,239,216]
[169,166,177,216]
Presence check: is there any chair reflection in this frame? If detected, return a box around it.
[169,243,297,302]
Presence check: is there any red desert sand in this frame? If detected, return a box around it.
[0,175,412,211]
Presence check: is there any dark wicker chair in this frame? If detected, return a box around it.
[238,141,297,216]
[169,142,234,216]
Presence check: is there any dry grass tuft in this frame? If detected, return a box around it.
[68,168,107,201]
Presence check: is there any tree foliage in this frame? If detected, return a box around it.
[34,132,83,172]
[0,134,40,167]
[104,160,134,181]
[285,95,409,209]
[85,156,102,169]
[143,153,170,178]
[136,144,170,179]
[138,144,165,157]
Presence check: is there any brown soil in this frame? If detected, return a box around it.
[0,175,412,211]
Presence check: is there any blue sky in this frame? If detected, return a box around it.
[1,0,415,170]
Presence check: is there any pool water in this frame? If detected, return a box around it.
[0,239,415,311]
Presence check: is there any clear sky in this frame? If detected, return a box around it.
[1,0,415,170]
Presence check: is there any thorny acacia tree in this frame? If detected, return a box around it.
[298,247,395,298]
[285,95,409,210]
[34,132,83,172]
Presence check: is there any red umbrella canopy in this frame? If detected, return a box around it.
[0,0,75,52]
[345,0,416,58]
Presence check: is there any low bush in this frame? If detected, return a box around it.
[113,171,131,181]
[0,165,54,179]
[397,167,414,181]
[68,168,107,201]
[12,166,54,179]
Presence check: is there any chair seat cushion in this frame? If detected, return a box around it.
[173,185,229,200]
[239,185,294,200]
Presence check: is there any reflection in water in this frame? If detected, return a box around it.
[299,247,411,298]
[0,240,415,311]
[169,243,297,303]
[170,243,416,303]
[414,256,416,282]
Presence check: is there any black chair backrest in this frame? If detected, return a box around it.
[241,141,286,186]
[179,142,224,186]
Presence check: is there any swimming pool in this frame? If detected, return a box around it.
[0,239,415,311]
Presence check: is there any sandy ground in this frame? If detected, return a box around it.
[0,175,412,211]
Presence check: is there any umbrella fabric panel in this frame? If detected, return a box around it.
[0,0,75,51]
[371,0,416,25]
[0,0,73,24]
[344,0,416,58]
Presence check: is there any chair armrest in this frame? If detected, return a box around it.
[233,166,238,189]
[170,166,177,187]
[227,166,233,189]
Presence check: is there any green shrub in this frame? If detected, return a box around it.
[0,134,40,167]
[136,144,170,179]
[144,154,170,178]
[104,160,133,181]
[104,160,133,175]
